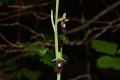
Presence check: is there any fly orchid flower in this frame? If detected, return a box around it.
[56,58,63,73]
[60,13,69,33]
[61,17,67,33]
[52,47,66,73]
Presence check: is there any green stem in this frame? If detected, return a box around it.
[55,0,59,58]
[57,73,61,80]
[54,0,60,80]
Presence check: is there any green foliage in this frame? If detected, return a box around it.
[22,41,68,71]
[117,49,120,54]
[45,34,54,40]
[59,34,69,44]
[97,56,120,70]
[3,62,17,71]
[91,39,118,55]
[2,40,69,80]
[21,42,31,46]
[91,39,120,70]
[0,0,8,3]
[16,71,22,80]
[16,68,41,80]
[23,44,48,57]
[0,0,12,4]
[40,50,56,69]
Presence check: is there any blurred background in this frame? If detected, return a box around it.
[0,0,120,80]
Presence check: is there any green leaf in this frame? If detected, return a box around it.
[21,42,31,47]
[17,68,41,80]
[22,73,36,80]
[3,67,16,71]
[97,56,120,70]
[116,49,120,54]
[3,62,17,71]
[45,34,54,40]
[112,57,120,70]
[40,51,56,69]
[37,47,49,57]
[24,44,40,51]
[59,34,69,44]
[4,62,13,66]
[0,0,9,4]
[97,56,115,68]
[24,44,48,57]
[91,39,118,55]
[21,68,39,80]
[28,51,37,56]
[16,71,22,80]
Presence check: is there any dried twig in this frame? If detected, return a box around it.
[30,10,50,20]
[69,74,89,80]
[0,22,18,26]
[67,1,120,34]
[100,0,120,17]
[91,18,120,39]
[18,23,47,41]
[0,53,30,66]
[0,32,23,48]
[7,0,55,9]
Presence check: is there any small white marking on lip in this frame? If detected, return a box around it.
[58,63,61,67]
[62,24,66,27]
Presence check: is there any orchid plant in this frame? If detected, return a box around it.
[50,0,68,80]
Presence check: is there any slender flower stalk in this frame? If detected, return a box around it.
[54,0,61,79]
[51,0,68,80]
[54,0,59,59]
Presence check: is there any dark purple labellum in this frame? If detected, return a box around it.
[61,27,67,33]
[56,66,63,73]
[56,58,63,73]
[61,18,67,33]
